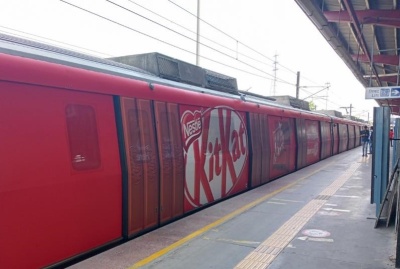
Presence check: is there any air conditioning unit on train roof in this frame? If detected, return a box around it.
[271,95,310,111]
[108,52,238,94]
[317,110,343,118]
[109,52,206,87]
[203,69,238,94]
[343,115,358,121]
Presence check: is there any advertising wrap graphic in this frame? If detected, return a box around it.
[181,106,248,211]
[181,110,202,152]
[273,122,285,164]
[271,119,291,171]
[306,121,319,158]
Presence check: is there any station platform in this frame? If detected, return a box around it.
[69,148,396,269]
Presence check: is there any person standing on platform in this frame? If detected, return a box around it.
[369,126,373,154]
[390,128,394,147]
[360,125,370,157]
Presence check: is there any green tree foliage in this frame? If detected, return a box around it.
[309,100,316,111]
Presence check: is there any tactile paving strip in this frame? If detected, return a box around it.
[234,163,360,269]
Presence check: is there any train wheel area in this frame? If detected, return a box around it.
[68,148,395,269]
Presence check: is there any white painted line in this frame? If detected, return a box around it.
[267,201,286,205]
[318,211,340,216]
[271,198,303,203]
[309,237,334,243]
[297,236,334,243]
[323,207,350,212]
[333,195,360,198]
[345,185,363,189]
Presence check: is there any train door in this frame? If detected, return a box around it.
[348,125,356,149]
[305,119,321,165]
[269,116,296,179]
[296,118,321,168]
[119,97,185,237]
[295,118,307,169]
[355,125,361,147]
[119,97,160,236]
[259,114,270,184]
[332,122,339,155]
[153,101,184,224]
[248,113,262,187]
[248,113,270,187]
[338,124,349,152]
[320,121,332,159]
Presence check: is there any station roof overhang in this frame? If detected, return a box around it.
[294,0,400,115]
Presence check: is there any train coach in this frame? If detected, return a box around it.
[0,34,362,268]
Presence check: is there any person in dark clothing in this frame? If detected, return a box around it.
[390,128,394,147]
[369,126,373,154]
[360,125,369,157]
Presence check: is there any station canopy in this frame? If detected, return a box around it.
[294,0,400,114]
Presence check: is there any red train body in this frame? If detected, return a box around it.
[0,35,362,268]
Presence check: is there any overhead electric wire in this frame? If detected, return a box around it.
[0,25,112,57]
[168,0,276,63]
[2,2,357,107]
[107,0,237,61]
[301,75,326,87]
[167,0,321,86]
[126,0,273,69]
[58,0,296,86]
[168,0,348,93]
[106,0,286,83]
[298,84,345,109]
[109,0,293,85]
[277,64,330,90]
[60,0,292,84]
[277,63,299,76]
[276,60,329,87]
[297,75,351,109]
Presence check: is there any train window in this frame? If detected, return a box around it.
[65,104,101,171]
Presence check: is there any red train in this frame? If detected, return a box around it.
[0,34,361,268]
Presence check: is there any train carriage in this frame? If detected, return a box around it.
[0,34,362,268]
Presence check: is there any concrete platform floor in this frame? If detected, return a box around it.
[69,149,396,269]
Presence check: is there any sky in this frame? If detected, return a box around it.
[0,0,378,121]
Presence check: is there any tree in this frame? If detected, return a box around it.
[309,100,317,111]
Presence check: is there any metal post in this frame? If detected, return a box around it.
[296,71,300,99]
[273,53,278,95]
[325,82,330,110]
[397,205,400,268]
[369,28,374,87]
[372,107,390,217]
[196,0,200,66]
[350,104,353,117]
[397,55,400,85]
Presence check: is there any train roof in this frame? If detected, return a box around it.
[0,33,360,124]
[0,33,155,77]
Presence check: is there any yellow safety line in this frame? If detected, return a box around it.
[129,161,334,269]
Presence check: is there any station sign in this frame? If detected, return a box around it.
[365,86,400,99]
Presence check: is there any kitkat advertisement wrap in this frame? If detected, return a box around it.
[180,105,249,212]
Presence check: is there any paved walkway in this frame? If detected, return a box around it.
[70,149,396,269]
